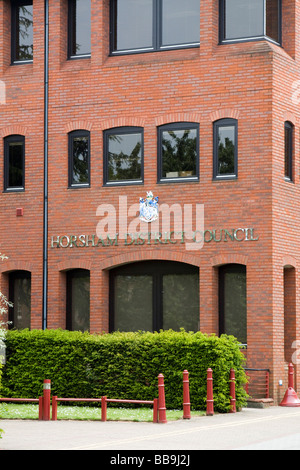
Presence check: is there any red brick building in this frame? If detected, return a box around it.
[0,0,299,403]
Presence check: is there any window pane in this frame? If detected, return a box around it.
[163,273,199,331]
[114,275,153,331]
[16,2,33,60]
[68,270,90,332]
[71,135,89,184]
[221,266,247,345]
[113,0,153,51]
[161,0,200,46]
[161,128,197,178]
[266,0,279,42]
[285,123,293,180]
[8,141,24,188]
[224,0,264,39]
[108,132,142,182]
[9,272,31,329]
[217,125,235,175]
[70,0,91,56]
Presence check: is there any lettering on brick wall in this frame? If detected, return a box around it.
[50,228,259,248]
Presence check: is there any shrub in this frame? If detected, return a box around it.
[1,329,248,412]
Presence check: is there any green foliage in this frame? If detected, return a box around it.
[0,329,248,412]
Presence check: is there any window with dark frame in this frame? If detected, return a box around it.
[284,121,293,181]
[68,0,91,58]
[103,127,144,186]
[11,0,33,63]
[219,0,281,45]
[213,119,237,179]
[219,264,247,345]
[68,130,90,187]
[66,269,90,332]
[4,135,25,191]
[9,271,31,330]
[158,122,199,183]
[110,0,200,55]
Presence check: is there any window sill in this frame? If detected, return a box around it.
[219,36,281,47]
[158,177,198,184]
[213,175,237,181]
[68,184,90,189]
[104,180,144,187]
[3,187,25,193]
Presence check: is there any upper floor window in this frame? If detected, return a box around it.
[11,0,33,63]
[213,119,238,180]
[219,0,281,45]
[103,127,144,185]
[158,122,199,183]
[4,135,25,191]
[110,0,200,55]
[68,130,90,188]
[284,121,293,181]
[68,0,91,58]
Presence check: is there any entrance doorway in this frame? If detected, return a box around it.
[109,261,199,332]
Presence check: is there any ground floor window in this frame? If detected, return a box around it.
[9,270,31,329]
[109,261,199,332]
[66,269,90,331]
[219,264,247,345]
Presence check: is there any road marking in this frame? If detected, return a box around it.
[69,410,300,450]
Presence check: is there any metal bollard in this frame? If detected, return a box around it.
[183,370,191,419]
[206,368,214,416]
[158,374,167,423]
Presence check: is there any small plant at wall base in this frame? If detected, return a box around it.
[1,329,248,412]
[0,254,13,438]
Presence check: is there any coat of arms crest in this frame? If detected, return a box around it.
[139,191,159,223]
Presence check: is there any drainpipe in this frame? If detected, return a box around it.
[42,0,49,330]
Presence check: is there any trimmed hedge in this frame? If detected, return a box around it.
[0,329,248,412]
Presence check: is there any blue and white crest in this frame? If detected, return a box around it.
[139,191,159,223]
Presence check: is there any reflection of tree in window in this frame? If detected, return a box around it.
[108,133,142,181]
[17,4,33,60]
[217,133,235,175]
[162,129,197,177]
[72,136,89,184]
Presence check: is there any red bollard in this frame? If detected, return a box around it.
[52,396,58,421]
[280,363,300,407]
[230,369,236,413]
[158,374,167,423]
[43,379,51,421]
[183,370,191,419]
[101,396,107,421]
[206,368,214,416]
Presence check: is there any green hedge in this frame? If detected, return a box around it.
[0,329,248,412]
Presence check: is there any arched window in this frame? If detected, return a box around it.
[213,119,238,179]
[66,269,90,331]
[284,121,293,181]
[68,130,90,187]
[103,127,144,185]
[219,264,246,345]
[4,135,25,191]
[109,261,199,332]
[9,271,31,329]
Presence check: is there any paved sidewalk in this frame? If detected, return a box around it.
[1,406,300,451]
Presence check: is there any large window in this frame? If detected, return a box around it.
[11,0,33,63]
[213,119,237,179]
[66,269,90,331]
[68,0,91,58]
[219,0,281,44]
[68,130,90,187]
[110,0,200,55]
[104,127,143,185]
[219,264,247,345]
[9,271,31,329]
[4,135,25,191]
[110,261,199,332]
[284,122,293,181]
[158,123,199,182]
